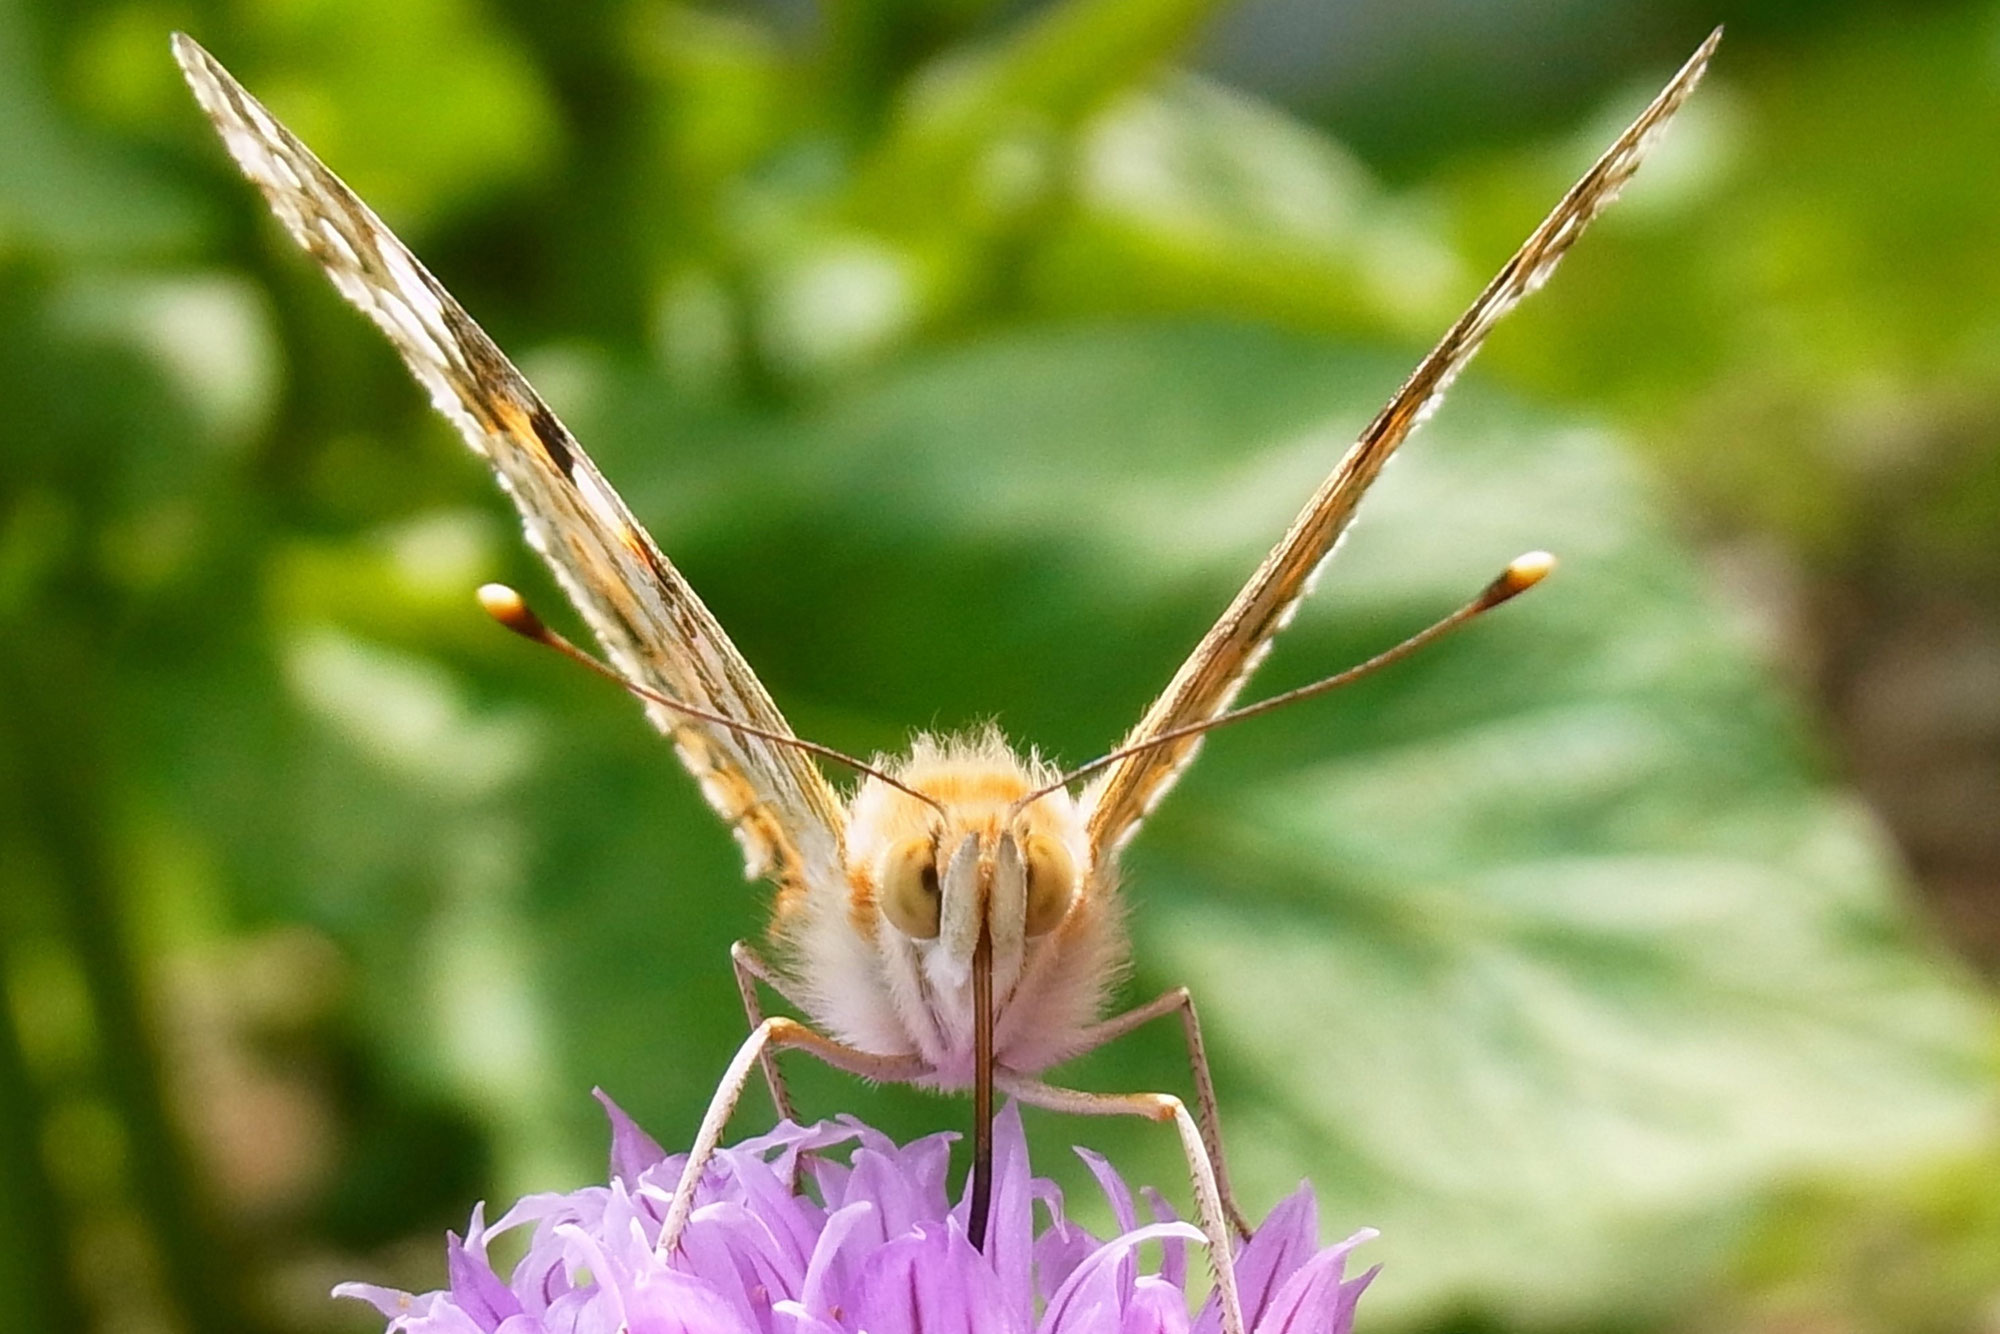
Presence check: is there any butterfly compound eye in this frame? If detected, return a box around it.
[1021,836,1076,937]
[878,839,943,940]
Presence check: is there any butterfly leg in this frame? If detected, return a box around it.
[997,1072,1247,1334]
[1063,987,1250,1238]
[729,939,811,1123]
[659,1017,927,1257]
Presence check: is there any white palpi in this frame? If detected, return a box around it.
[174,29,1718,1333]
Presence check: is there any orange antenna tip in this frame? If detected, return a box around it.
[1018,547,1566,811]
[478,583,547,639]
[1485,551,1556,605]
[472,581,948,815]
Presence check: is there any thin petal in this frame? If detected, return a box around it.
[1253,1249,1345,1334]
[541,1285,614,1334]
[1251,1231,1378,1334]
[673,1200,804,1331]
[850,1222,1024,1334]
[624,1268,761,1334]
[1337,1266,1381,1333]
[1125,1276,1194,1334]
[800,1199,876,1317]
[595,1088,668,1186]
[735,1116,863,1161]
[553,1221,630,1329]
[986,1103,1038,1331]
[1075,1149,1139,1235]
[332,1282,423,1318]
[1035,1212,1100,1307]
[493,1187,605,1237]
[714,1142,825,1278]
[1074,1147,1138,1301]
[843,1143,940,1240]
[1192,1187,1318,1334]
[446,1225,522,1330]
[397,1306,492,1334]
[1142,1187,1187,1290]
[1041,1221,1206,1334]
[770,1301,847,1334]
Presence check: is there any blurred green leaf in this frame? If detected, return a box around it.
[489,320,1990,1323]
[213,0,560,228]
[1033,73,1464,334]
[13,5,2000,1333]
[0,2,201,260]
[1458,6,2000,576]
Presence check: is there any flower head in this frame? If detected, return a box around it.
[338,1093,1376,1334]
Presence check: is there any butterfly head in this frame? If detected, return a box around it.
[847,730,1090,987]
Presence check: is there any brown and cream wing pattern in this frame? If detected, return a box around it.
[173,34,847,890]
[1081,29,1722,858]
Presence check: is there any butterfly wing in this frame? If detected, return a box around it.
[1082,29,1721,858]
[173,35,847,894]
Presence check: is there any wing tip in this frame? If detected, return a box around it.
[169,30,246,127]
[1666,25,1725,107]
[168,30,213,82]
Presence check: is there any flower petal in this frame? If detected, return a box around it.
[446,1216,522,1331]
[333,1282,424,1318]
[673,1199,804,1331]
[1076,1149,1140,1236]
[1076,1146,1141,1297]
[1125,1275,1194,1334]
[595,1088,669,1185]
[1041,1220,1206,1334]
[625,1267,761,1334]
[336,1100,1375,1334]
[1247,1229,1378,1334]
[770,1300,847,1334]
[985,1103,1039,1330]
[1034,1203,1100,1306]
[1193,1186,1318,1334]
[851,1221,1026,1334]
[714,1140,826,1279]
[1142,1187,1188,1291]
[799,1199,876,1317]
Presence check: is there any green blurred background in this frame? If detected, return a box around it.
[5,0,2000,1331]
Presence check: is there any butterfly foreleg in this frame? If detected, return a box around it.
[1063,987,1250,1238]
[729,939,812,1123]
[658,1017,928,1257]
[997,1072,1247,1334]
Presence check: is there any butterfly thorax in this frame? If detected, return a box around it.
[774,731,1129,1087]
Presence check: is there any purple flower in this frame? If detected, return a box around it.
[337,1093,1377,1334]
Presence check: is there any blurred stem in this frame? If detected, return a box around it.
[0,633,268,1334]
[0,952,84,1334]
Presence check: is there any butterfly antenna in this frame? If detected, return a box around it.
[479,584,947,814]
[1015,551,1555,811]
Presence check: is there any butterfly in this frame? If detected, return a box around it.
[174,29,1717,1332]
